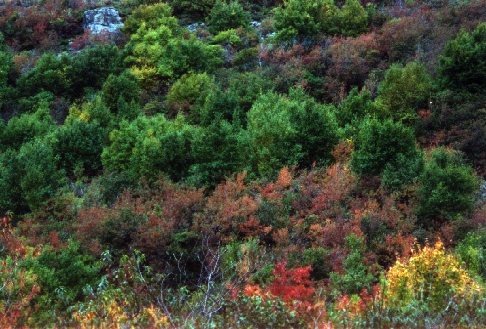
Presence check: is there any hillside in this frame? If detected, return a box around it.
[1,0,486,327]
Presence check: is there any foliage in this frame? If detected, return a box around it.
[351,118,422,189]
[101,70,141,120]
[0,50,17,110]
[330,234,374,296]
[166,72,214,118]
[17,52,71,98]
[274,0,338,43]
[15,138,66,212]
[1,106,54,151]
[439,23,486,93]
[376,61,433,123]
[246,88,338,178]
[339,0,368,37]
[384,239,484,322]
[102,114,196,182]
[456,229,486,281]
[52,120,105,177]
[417,147,478,223]
[188,120,245,187]
[207,0,251,34]
[68,45,122,100]
[22,240,101,322]
[0,255,39,328]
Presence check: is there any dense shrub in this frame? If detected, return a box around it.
[351,118,422,189]
[417,147,478,223]
[207,0,251,34]
[384,240,484,325]
[439,22,486,93]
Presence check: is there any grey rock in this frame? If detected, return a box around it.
[250,21,261,29]
[187,22,206,33]
[83,7,123,34]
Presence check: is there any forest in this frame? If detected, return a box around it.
[1,0,486,327]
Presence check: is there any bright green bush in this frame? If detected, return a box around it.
[122,3,179,35]
[102,115,196,182]
[22,240,101,322]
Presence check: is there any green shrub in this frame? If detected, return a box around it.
[17,138,66,211]
[456,229,486,280]
[52,120,105,177]
[376,62,432,123]
[22,240,101,321]
[351,117,422,189]
[339,0,368,37]
[207,0,251,34]
[330,234,374,295]
[16,53,71,98]
[417,147,478,223]
[1,106,54,151]
[439,23,486,93]
[101,70,141,117]
[274,0,339,43]
[246,88,338,178]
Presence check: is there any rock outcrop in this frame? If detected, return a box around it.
[83,7,123,34]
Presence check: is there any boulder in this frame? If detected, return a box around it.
[83,7,123,34]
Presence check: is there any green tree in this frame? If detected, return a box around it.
[245,88,338,178]
[439,23,486,93]
[101,70,141,120]
[417,147,478,223]
[330,234,374,295]
[2,106,55,151]
[102,115,196,182]
[166,72,214,120]
[122,3,179,35]
[68,45,122,99]
[376,62,432,123]
[351,118,422,188]
[0,50,17,110]
[0,149,24,214]
[207,0,251,34]
[274,0,339,43]
[22,240,101,321]
[339,0,368,37]
[16,53,71,98]
[188,120,244,187]
[336,87,386,138]
[130,115,196,181]
[17,138,66,211]
[52,120,105,177]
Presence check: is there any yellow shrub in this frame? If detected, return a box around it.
[384,239,483,313]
